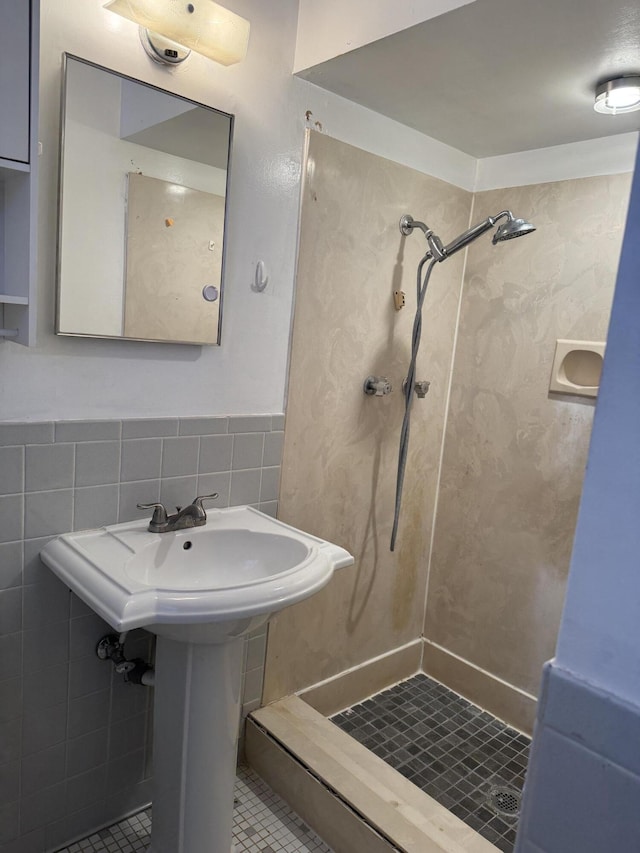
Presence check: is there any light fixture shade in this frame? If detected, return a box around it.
[594,76,640,115]
[104,0,250,66]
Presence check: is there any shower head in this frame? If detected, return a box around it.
[492,214,536,243]
[399,209,535,260]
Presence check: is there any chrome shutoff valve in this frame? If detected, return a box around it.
[364,376,393,397]
[96,634,135,674]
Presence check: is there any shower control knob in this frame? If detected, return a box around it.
[364,376,392,397]
[403,379,431,398]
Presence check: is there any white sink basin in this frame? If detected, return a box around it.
[42,504,354,853]
[41,505,353,643]
[126,529,310,588]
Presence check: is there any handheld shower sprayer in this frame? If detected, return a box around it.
[391,208,536,552]
[399,210,535,261]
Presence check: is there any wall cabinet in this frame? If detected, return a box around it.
[0,0,30,162]
[0,0,38,345]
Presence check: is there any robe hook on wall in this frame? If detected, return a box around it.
[253,260,269,292]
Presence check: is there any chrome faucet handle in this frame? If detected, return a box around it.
[191,493,219,512]
[136,503,169,529]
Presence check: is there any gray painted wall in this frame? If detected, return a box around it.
[516,140,640,853]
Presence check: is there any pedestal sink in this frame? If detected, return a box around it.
[41,506,353,853]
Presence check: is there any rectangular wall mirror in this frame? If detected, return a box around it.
[57,54,233,345]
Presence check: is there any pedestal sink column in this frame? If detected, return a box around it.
[150,635,244,853]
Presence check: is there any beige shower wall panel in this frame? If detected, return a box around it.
[425,173,632,697]
[264,131,473,703]
[123,174,224,344]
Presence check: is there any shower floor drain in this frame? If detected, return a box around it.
[486,785,521,818]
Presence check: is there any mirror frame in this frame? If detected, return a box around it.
[56,53,234,346]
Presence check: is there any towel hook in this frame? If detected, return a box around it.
[253,260,269,292]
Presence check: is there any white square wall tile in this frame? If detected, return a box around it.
[24,490,73,540]
[263,432,284,468]
[0,495,23,543]
[199,434,233,473]
[75,442,120,487]
[120,439,162,483]
[196,472,231,507]
[246,634,267,671]
[0,446,24,495]
[260,467,281,502]
[232,433,264,471]
[25,444,74,492]
[230,469,261,505]
[159,476,199,512]
[161,437,199,478]
[242,667,265,705]
[118,480,161,523]
[73,485,119,532]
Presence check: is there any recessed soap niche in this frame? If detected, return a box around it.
[549,339,606,399]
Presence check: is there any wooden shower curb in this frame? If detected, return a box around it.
[247,696,498,853]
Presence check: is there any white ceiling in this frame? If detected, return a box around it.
[296,0,640,157]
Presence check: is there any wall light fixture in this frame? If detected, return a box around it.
[594,76,640,115]
[103,0,250,67]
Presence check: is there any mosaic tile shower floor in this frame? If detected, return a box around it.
[331,673,531,853]
[56,766,333,853]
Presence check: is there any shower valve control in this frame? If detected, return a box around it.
[403,379,431,398]
[364,376,393,397]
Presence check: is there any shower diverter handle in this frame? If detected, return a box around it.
[364,376,392,396]
[402,379,431,398]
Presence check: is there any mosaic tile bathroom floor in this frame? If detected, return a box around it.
[56,766,333,853]
[331,673,531,853]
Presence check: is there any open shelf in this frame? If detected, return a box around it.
[0,294,29,305]
[0,158,30,174]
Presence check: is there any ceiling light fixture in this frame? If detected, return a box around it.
[594,76,640,115]
[103,0,250,67]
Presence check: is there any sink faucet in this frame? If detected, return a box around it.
[137,493,219,533]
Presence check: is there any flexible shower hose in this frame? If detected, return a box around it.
[390,255,438,551]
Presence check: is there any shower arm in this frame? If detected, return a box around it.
[400,211,514,261]
[442,210,512,257]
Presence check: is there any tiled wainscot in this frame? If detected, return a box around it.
[0,415,284,852]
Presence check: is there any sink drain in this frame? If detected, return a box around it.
[486,785,521,818]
